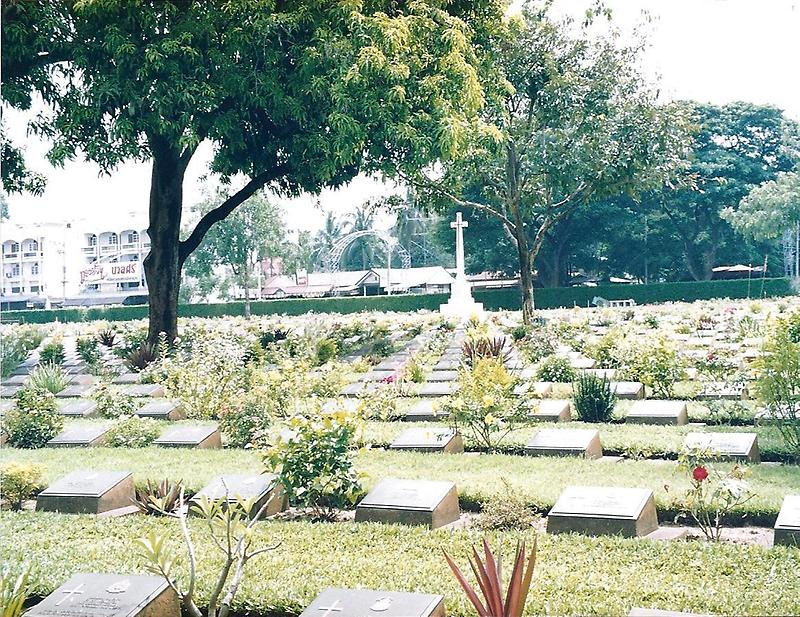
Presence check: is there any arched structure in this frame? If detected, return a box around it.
[323,230,411,272]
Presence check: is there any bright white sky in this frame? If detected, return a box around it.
[4,0,799,237]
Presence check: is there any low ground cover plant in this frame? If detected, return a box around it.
[92,384,138,418]
[105,416,161,448]
[535,355,576,382]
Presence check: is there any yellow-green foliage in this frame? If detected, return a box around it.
[0,461,46,510]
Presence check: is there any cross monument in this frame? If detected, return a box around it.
[440,211,483,319]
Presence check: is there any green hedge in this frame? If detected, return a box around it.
[4,514,799,617]
[3,277,793,324]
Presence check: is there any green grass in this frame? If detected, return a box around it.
[2,512,798,616]
[3,445,798,524]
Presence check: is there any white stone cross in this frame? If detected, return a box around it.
[318,600,343,616]
[450,211,468,280]
[55,583,85,606]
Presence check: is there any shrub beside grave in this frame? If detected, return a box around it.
[105,416,161,447]
[4,388,63,449]
[27,363,70,394]
[0,325,45,378]
[92,383,138,418]
[536,356,576,382]
[573,374,617,423]
[0,461,46,510]
[219,398,273,448]
[38,339,65,366]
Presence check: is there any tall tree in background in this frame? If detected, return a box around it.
[723,172,800,242]
[646,103,797,280]
[411,4,691,322]
[343,204,378,270]
[283,230,315,276]
[312,212,345,269]
[189,191,285,316]
[3,0,500,343]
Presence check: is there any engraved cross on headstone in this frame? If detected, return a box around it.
[55,583,85,606]
[450,212,468,280]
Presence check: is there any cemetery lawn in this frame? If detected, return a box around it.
[2,511,799,617]
[3,446,798,524]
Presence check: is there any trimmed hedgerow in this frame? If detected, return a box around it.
[4,278,793,324]
[1,444,797,525]
[2,513,799,617]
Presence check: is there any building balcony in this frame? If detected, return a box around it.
[22,251,42,260]
[120,242,139,253]
[100,244,119,255]
[3,252,19,260]
[3,275,22,284]
[82,246,99,255]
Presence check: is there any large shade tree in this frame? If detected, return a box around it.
[409,4,692,322]
[2,0,500,343]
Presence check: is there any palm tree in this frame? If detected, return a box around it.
[343,205,378,270]
[312,211,344,268]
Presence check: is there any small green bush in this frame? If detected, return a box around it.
[4,388,63,448]
[76,336,102,366]
[314,338,339,365]
[265,409,362,521]
[92,383,138,419]
[219,399,272,448]
[0,461,46,510]
[536,355,576,383]
[27,362,70,394]
[624,339,684,399]
[573,373,617,423]
[519,333,555,364]
[39,340,65,365]
[370,336,394,359]
[475,481,538,532]
[106,416,161,448]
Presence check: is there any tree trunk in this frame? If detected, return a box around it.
[144,144,186,346]
[515,230,535,324]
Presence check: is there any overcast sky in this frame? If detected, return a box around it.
[4,0,799,236]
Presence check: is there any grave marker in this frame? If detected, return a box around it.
[530,400,571,422]
[56,384,96,398]
[525,428,602,459]
[37,470,135,514]
[57,399,99,418]
[355,478,459,528]
[154,425,221,449]
[193,473,286,517]
[390,428,464,453]
[417,382,458,398]
[26,573,179,617]
[300,587,444,617]
[134,400,185,421]
[426,370,459,382]
[48,423,112,447]
[402,400,447,422]
[683,432,760,462]
[774,494,800,547]
[626,400,688,426]
[547,486,659,537]
[116,384,165,398]
[611,381,645,400]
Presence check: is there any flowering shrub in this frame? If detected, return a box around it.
[360,382,399,421]
[443,358,525,451]
[623,339,684,399]
[677,447,754,541]
[106,416,161,448]
[92,383,138,419]
[695,350,736,381]
[585,330,624,368]
[264,408,363,521]
[535,355,576,383]
[5,387,63,449]
[219,398,273,448]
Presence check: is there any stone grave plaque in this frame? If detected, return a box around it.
[584,368,617,380]
[570,357,597,370]
[426,370,459,382]
[2,374,29,386]
[134,400,185,421]
[48,423,112,447]
[193,473,286,517]
[154,425,221,449]
[360,370,398,383]
[697,382,748,400]
[683,432,760,462]
[322,399,362,414]
[56,384,96,398]
[37,470,135,514]
[525,428,602,459]
[774,494,800,547]
[530,400,571,422]
[0,399,15,415]
[626,400,688,426]
[355,478,459,529]
[417,382,458,397]
[611,381,645,400]
[432,359,460,371]
[516,382,553,398]
[113,372,142,384]
[0,385,23,398]
[26,572,179,617]
[402,400,447,422]
[300,587,445,617]
[389,428,464,453]
[628,609,710,617]
[374,359,407,371]
[340,382,380,396]
[57,399,99,418]
[546,486,658,537]
[116,384,165,398]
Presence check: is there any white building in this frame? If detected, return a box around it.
[1,212,150,309]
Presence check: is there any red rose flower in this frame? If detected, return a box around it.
[692,466,709,482]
